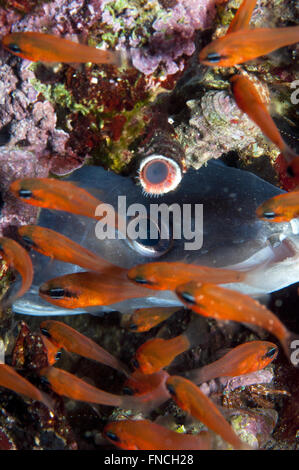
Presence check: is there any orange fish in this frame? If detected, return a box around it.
[185,340,278,384]
[256,191,299,222]
[126,306,179,332]
[10,178,105,220]
[199,26,299,67]
[40,366,168,413]
[10,178,124,235]
[18,225,117,273]
[230,73,298,163]
[39,270,152,309]
[134,327,198,375]
[40,320,129,376]
[226,0,258,34]
[0,363,52,409]
[103,419,211,450]
[166,375,247,450]
[124,369,169,396]
[175,282,298,360]
[0,237,33,305]
[127,261,245,291]
[2,32,126,66]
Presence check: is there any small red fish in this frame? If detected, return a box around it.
[103,419,211,450]
[175,282,298,361]
[10,178,124,234]
[2,32,127,67]
[134,328,198,375]
[0,237,33,304]
[40,320,129,376]
[226,0,258,34]
[10,178,105,220]
[185,340,278,384]
[18,225,117,273]
[127,261,245,291]
[126,306,179,332]
[39,270,152,309]
[256,191,299,222]
[166,375,248,450]
[40,366,169,413]
[0,364,51,409]
[199,26,299,67]
[230,73,298,163]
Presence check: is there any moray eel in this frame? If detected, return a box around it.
[12,160,299,316]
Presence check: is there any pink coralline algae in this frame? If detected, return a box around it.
[7,0,103,36]
[101,0,218,76]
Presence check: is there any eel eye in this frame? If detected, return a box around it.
[8,43,22,53]
[262,211,276,219]
[19,189,32,199]
[264,347,277,359]
[178,291,196,304]
[139,155,182,196]
[206,52,221,63]
[128,215,172,258]
[105,431,120,442]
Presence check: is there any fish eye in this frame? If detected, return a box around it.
[206,52,221,63]
[264,347,277,359]
[122,386,134,395]
[8,43,22,53]
[19,189,32,199]
[178,290,196,304]
[40,375,50,386]
[166,383,176,396]
[128,323,138,330]
[133,276,150,285]
[262,211,276,219]
[41,328,51,338]
[55,351,62,361]
[21,235,35,247]
[105,431,120,442]
[131,358,139,369]
[45,287,66,299]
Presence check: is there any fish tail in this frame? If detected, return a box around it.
[281,331,299,367]
[40,391,55,411]
[282,144,299,164]
[112,49,132,69]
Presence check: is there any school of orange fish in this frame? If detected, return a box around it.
[0,0,299,450]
